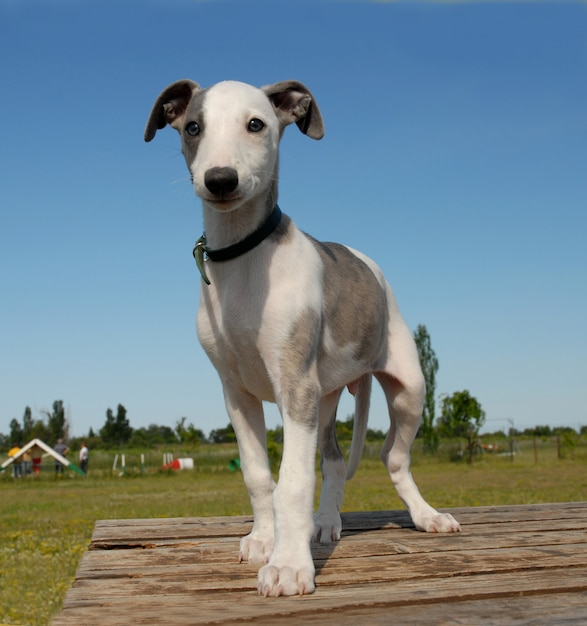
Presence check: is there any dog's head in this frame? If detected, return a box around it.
[145,80,324,212]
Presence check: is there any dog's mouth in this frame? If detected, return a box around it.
[209,192,240,203]
[196,185,244,211]
[194,180,243,209]
[203,194,243,211]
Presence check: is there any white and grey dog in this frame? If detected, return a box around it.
[145,79,460,597]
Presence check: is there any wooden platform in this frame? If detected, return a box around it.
[53,502,587,625]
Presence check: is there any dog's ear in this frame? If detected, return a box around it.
[263,81,324,140]
[144,80,200,142]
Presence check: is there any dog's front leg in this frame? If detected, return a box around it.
[222,386,277,565]
[258,399,319,597]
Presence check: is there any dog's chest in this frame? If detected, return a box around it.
[197,287,276,401]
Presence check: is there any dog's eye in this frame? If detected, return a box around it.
[248,118,265,133]
[185,121,200,137]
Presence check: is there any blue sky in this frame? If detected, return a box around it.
[1,0,586,440]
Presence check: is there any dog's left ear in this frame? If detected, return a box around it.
[144,79,200,142]
[263,81,324,140]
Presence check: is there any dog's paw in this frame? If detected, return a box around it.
[313,512,342,543]
[414,511,461,533]
[239,531,274,565]
[257,561,316,597]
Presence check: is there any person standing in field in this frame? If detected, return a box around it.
[54,439,69,475]
[23,451,32,475]
[79,443,89,474]
[8,443,22,478]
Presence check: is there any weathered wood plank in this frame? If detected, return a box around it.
[53,503,587,625]
[90,515,254,544]
[59,543,587,595]
[73,526,587,580]
[88,503,587,548]
[87,518,587,555]
[61,566,587,605]
[249,592,587,626]
[54,568,587,625]
[90,500,587,532]
[89,502,587,542]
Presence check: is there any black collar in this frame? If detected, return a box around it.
[193,205,282,285]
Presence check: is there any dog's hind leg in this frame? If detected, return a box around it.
[376,315,460,533]
[346,373,372,480]
[314,388,346,543]
[222,387,277,565]
[313,374,372,543]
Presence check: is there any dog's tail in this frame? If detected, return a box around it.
[346,374,372,480]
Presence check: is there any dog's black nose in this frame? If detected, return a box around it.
[204,167,239,196]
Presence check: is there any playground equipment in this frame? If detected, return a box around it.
[1,438,85,475]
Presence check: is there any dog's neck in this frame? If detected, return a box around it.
[201,200,274,251]
[200,178,278,251]
[193,193,281,285]
[203,204,282,261]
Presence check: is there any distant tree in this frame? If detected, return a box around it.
[42,400,68,444]
[116,404,132,445]
[186,424,206,444]
[128,428,150,448]
[150,424,177,444]
[413,324,439,453]
[29,418,50,442]
[336,415,355,442]
[524,425,553,438]
[11,405,52,443]
[100,408,115,445]
[438,390,485,463]
[176,417,188,442]
[209,423,236,444]
[100,404,132,447]
[130,424,177,447]
[22,406,34,441]
[482,429,508,439]
[366,427,386,441]
[176,417,206,444]
[553,426,577,436]
[9,418,23,445]
[267,425,283,445]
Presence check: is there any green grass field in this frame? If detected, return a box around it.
[1,438,585,626]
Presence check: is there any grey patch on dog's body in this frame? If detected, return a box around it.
[320,413,344,462]
[278,237,387,429]
[280,308,322,429]
[271,213,294,243]
[310,237,388,363]
[282,308,322,375]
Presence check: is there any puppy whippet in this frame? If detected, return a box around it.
[145,79,460,597]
